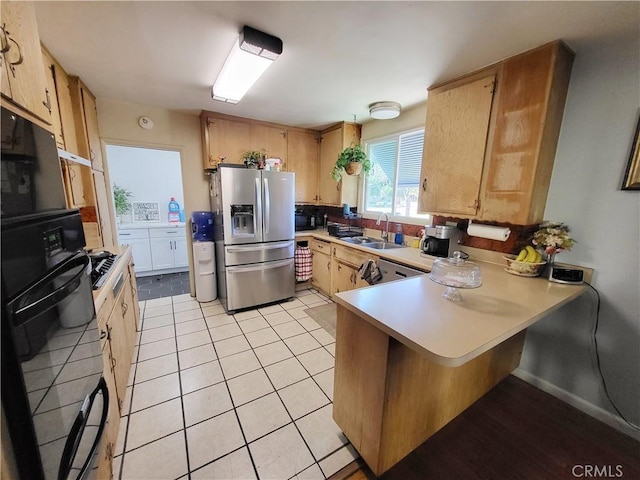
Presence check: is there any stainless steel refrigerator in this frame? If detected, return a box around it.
[210,165,295,312]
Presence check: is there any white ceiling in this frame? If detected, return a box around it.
[34,1,639,130]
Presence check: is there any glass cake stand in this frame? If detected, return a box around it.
[428,251,482,302]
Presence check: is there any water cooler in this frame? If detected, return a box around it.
[191,211,216,302]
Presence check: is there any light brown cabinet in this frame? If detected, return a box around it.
[95,255,139,479]
[310,239,332,295]
[0,1,50,121]
[318,122,361,206]
[250,123,287,163]
[69,76,104,171]
[418,41,574,225]
[92,169,115,250]
[41,48,65,149]
[60,159,87,207]
[330,244,378,295]
[287,129,319,203]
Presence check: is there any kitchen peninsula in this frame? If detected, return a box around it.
[331,260,588,475]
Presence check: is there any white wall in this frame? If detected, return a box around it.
[107,145,184,224]
[518,33,640,431]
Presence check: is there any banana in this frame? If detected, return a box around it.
[516,248,528,262]
[534,251,542,263]
[524,246,537,263]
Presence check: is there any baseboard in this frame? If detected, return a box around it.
[513,368,640,441]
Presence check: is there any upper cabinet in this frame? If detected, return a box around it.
[41,45,79,153]
[287,129,319,203]
[418,41,574,225]
[318,122,360,207]
[201,112,288,169]
[0,1,50,121]
[69,76,104,171]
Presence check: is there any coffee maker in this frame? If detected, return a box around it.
[420,225,461,257]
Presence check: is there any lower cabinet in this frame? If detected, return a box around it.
[118,226,188,275]
[149,232,188,270]
[331,244,379,295]
[95,255,139,479]
[118,229,152,273]
[310,239,331,295]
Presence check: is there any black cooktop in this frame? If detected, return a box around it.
[90,251,119,290]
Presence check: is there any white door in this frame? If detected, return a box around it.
[173,237,189,268]
[150,237,174,270]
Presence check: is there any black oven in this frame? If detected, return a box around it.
[1,107,67,219]
[1,210,108,480]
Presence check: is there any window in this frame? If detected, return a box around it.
[364,129,428,220]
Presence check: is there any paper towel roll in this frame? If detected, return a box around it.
[467,223,511,241]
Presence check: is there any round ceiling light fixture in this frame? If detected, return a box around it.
[369,101,401,120]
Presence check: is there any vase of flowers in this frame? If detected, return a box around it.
[532,222,575,267]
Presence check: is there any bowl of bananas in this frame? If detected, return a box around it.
[503,246,547,276]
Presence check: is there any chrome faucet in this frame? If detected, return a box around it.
[376,212,390,242]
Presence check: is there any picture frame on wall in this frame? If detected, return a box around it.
[622,113,640,190]
[132,201,161,222]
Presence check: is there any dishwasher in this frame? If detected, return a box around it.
[377,259,427,283]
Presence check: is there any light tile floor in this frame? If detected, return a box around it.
[113,288,358,480]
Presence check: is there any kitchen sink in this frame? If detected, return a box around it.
[362,242,406,250]
[342,237,406,250]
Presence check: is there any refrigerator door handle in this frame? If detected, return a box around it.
[227,258,293,274]
[226,241,293,253]
[263,177,270,235]
[254,177,261,238]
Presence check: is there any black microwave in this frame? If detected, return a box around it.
[295,212,316,231]
[1,107,67,220]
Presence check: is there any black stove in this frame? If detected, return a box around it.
[90,251,119,290]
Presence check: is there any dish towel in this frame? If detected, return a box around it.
[294,246,313,281]
[358,259,382,285]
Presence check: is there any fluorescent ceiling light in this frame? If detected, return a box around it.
[369,101,402,120]
[212,26,283,104]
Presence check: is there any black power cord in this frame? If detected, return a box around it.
[585,281,640,432]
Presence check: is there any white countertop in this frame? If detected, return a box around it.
[118,223,186,230]
[296,229,588,368]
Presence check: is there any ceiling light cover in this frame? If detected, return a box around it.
[212,26,283,104]
[369,101,401,120]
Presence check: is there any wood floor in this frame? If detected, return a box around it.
[337,375,640,480]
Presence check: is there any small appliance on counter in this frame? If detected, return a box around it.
[420,225,462,257]
[295,210,316,231]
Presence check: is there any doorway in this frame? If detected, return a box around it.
[105,144,189,299]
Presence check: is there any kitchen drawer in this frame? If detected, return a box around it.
[310,239,331,255]
[149,227,184,238]
[117,228,149,240]
[333,244,378,269]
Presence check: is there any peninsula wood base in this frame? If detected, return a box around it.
[332,304,526,476]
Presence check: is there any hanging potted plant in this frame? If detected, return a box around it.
[112,184,133,223]
[331,144,371,182]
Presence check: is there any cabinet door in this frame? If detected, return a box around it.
[61,160,86,207]
[311,250,331,295]
[41,48,65,149]
[120,237,153,272]
[52,61,79,153]
[331,261,356,296]
[318,124,360,206]
[128,262,142,331]
[287,130,319,203]
[150,237,174,270]
[173,237,189,268]
[206,117,251,167]
[93,170,115,247]
[250,123,287,163]
[0,1,50,120]
[418,75,495,216]
[81,89,104,171]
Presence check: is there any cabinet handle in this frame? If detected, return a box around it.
[422,178,427,191]
[99,329,107,340]
[169,240,173,250]
[6,36,23,77]
[90,149,96,161]
[327,261,331,271]
[110,355,116,371]
[43,88,52,114]
[122,301,128,316]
